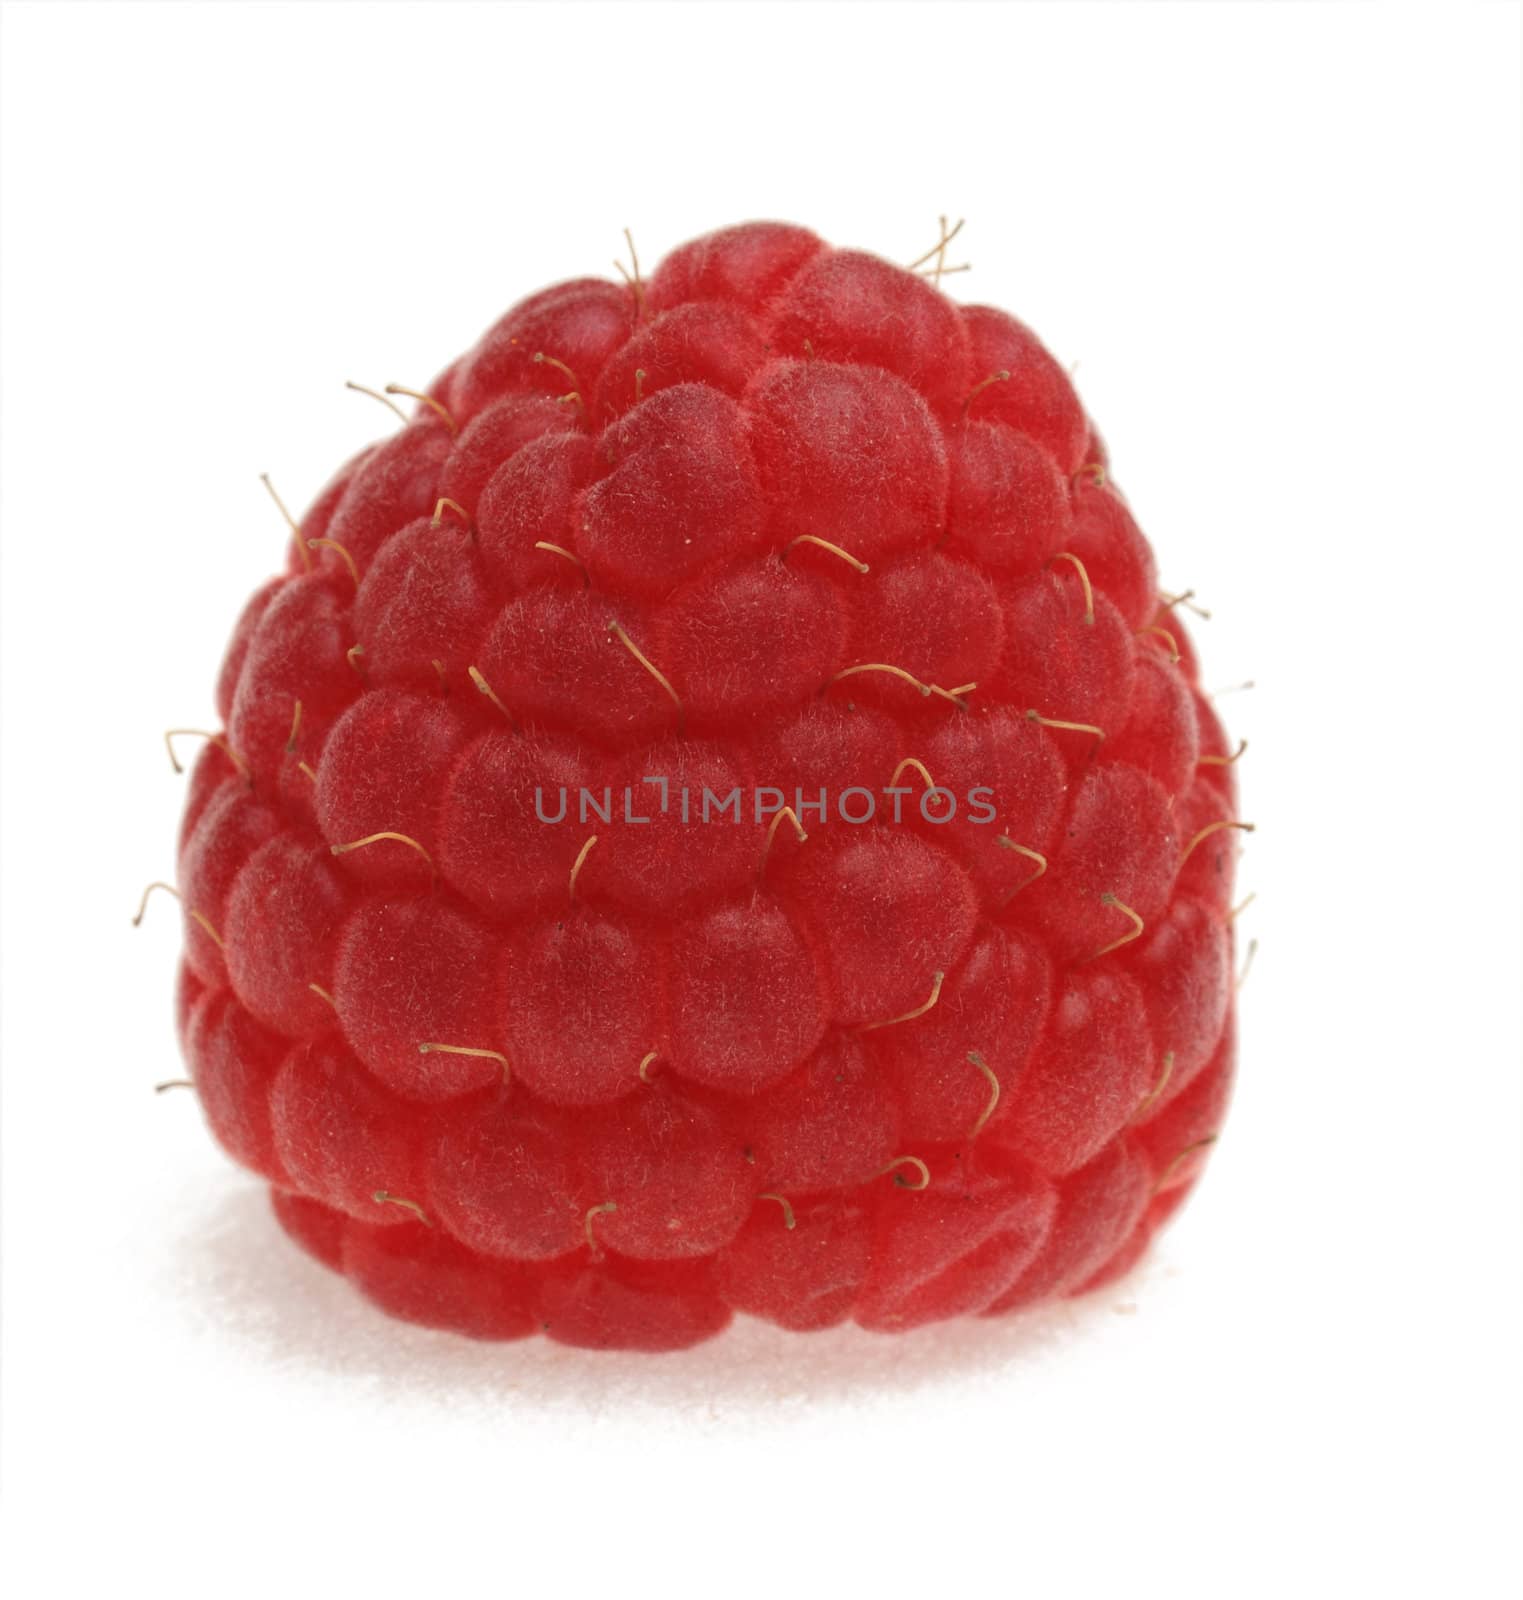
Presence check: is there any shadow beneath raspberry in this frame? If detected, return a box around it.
[161,1178,1146,1411]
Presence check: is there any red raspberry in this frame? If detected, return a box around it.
[158,221,1248,1351]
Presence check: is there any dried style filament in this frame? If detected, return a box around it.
[966,1051,1000,1137]
[608,619,684,732]
[857,971,945,1033]
[373,1191,431,1225]
[876,1156,932,1191]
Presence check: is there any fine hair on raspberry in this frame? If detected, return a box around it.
[154,219,1249,1352]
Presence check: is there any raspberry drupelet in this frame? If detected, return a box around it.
[164,222,1247,1351]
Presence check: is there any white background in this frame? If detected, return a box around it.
[2,3,1520,1595]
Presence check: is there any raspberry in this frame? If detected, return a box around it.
[156,221,1247,1351]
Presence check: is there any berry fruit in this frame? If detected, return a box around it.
[161,222,1246,1350]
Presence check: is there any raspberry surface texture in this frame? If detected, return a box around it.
[167,222,1244,1351]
